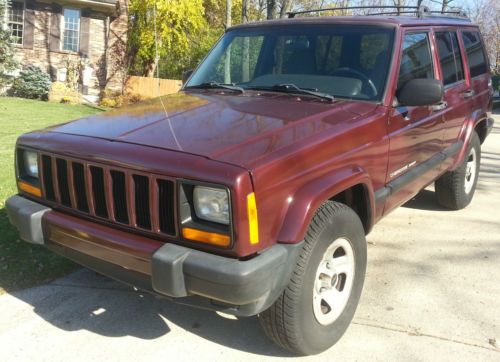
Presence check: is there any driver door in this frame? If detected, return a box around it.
[384,30,446,212]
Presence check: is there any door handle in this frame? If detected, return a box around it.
[430,101,448,111]
[462,89,475,98]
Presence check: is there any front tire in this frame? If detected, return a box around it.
[435,132,481,210]
[258,201,367,355]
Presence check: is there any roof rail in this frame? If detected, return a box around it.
[287,5,469,21]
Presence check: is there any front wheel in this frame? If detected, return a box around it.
[435,132,481,210]
[258,201,367,355]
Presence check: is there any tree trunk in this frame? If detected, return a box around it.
[280,0,292,18]
[393,0,402,15]
[146,57,159,78]
[267,0,276,19]
[441,0,452,13]
[224,0,232,83]
[242,0,249,22]
[242,0,250,82]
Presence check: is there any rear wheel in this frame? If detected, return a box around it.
[435,132,481,210]
[258,201,367,355]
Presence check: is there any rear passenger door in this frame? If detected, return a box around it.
[460,30,491,126]
[434,29,472,149]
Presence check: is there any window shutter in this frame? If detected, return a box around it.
[49,4,62,52]
[80,9,91,57]
[23,0,35,49]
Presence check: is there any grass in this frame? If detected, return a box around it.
[0,97,103,293]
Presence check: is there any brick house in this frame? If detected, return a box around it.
[6,0,128,97]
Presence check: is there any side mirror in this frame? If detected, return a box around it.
[182,70,193,85]
[397,78,443,107]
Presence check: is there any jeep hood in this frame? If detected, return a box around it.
[47,92,376,168]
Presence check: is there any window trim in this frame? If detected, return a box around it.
[6,0,25,46]
[60,7,81,53]
[395,30,436,91]
[434,29,466,89]
[460,29,489,80]
[187,24,397,104]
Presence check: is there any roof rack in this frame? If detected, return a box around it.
[287,5,469,21]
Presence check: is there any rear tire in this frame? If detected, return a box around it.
[258,201,367,355]
[435,132,481,210]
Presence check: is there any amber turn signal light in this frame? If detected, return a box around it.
[247,192,259,245]
[18,181,42,197]
[182,227,230,247]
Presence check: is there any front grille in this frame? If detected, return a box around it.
[133,175,151,229]
[39,154,176,237]
[56,159,71,207]
[41,155,55,201]
[72,162,89,212]
[157,179,175,235]
[111,170,128,224]
[90,166,108,218]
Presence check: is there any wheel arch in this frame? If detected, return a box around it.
[277,167,375,243]
[451,109,488,170]
[474,116,490,144]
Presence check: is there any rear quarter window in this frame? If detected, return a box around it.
[461,31,488,77]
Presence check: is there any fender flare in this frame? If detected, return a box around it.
[277,166,375,243]
[451,109,489,170]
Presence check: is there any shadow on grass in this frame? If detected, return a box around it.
[0,207,77,292]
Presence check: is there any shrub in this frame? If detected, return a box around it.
[0,0,18,88]
[48,81,81,104]
[99,89,144,108]
[9,65,51,100]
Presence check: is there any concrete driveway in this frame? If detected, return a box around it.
[1,115,499,361]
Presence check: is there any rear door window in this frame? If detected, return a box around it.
[398,33,434,89]
[435,31,465,86]
[461,31,488,77]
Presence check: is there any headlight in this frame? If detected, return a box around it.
[22,150,39,178]
[193,186,229,225]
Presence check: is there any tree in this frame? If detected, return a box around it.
[128,0,207,77]
[0,0,18,87]
[267,0,277,19]
[468,0,499,74]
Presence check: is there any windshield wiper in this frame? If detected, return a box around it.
[246,83,334,102]
[185,82,244,94]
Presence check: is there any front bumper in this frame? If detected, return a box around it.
[6,195,301,316]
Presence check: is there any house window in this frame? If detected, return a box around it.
[7,1,24,45]
[62,8,80,52]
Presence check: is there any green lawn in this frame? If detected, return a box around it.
[0,97,103,292]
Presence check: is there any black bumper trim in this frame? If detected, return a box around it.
[7,195,302,317]
[6,195,50,245]
[152,242,302,311]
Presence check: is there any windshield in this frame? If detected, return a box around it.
[186,25,395,101]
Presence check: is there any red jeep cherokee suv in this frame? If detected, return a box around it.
[7,7,494,355]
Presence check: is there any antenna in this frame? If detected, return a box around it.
[153,1,182,151]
